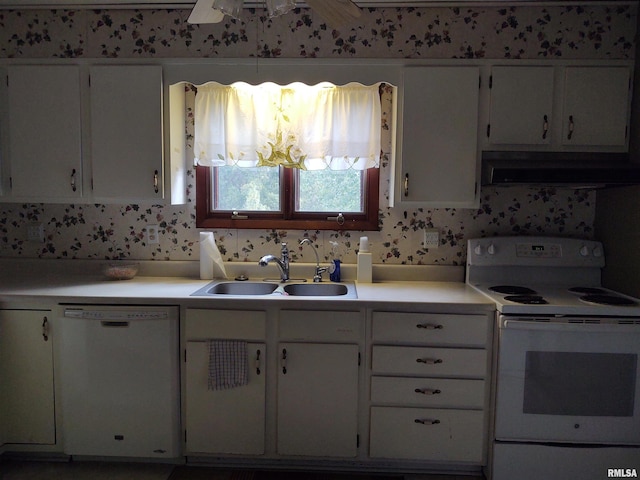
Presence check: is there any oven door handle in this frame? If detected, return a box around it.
[502,319,638,334]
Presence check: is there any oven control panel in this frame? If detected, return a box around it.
[467,236,605,267]
[515,242,562,258]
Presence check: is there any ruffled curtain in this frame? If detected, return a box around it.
[194,81,381,170]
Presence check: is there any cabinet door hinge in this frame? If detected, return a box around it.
[486,124,491,138]
[184,348,187,363]
[357,434,360,448]
[184,430,187,443]
[489,74,493,89]
[358,352,361,366]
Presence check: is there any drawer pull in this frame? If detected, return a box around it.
[416,323,443,330]
[414,418,440,425]
[416,358,443,365]
[414,388,441,395]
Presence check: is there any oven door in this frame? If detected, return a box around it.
[495,316,640,445]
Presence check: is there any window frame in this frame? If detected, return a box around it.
[195,165,380,231]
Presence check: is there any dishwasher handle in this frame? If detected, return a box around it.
[101,321,130,328]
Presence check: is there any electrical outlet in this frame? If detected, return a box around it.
[424,228,440,249]
[27,223,45,243]
[146,225,160,244]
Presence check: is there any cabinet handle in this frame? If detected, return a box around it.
[542,114,548,140]
[567,115,574,140]
[414,418,440,425]
[414,388,441,395]
[153,170,159,194]
[403,173,409,197]
[255,349,262,375]
[281,348,287,374]
[42,316,49,342]
[70,169,77,192]
[416,357,443,365]
[416,323,443,330]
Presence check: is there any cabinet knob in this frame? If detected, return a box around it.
[403,173,409,197]
[255,349,262,375]
[42,316,49,342]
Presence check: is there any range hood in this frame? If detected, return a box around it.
[482,151,640,188]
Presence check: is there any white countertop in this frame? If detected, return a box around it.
[0,259,494,311]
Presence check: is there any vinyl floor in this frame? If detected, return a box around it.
[0,460,486,480]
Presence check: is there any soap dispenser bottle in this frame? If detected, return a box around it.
[329,241,341,282]
[357,236,372,283]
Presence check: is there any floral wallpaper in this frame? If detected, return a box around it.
[0,4,635,266]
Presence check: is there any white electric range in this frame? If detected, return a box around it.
[466,236,640,480]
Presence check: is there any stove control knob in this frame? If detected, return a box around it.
[593,246,603,257]
[580,245,590,257]
[487,244,496,255]
[474,245,484,256]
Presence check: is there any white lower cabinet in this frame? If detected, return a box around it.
[184,309,267,456]
[0,309,56,447]
[277,310,362,458]
[368,310,491,464]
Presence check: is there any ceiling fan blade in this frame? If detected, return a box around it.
[188,0,225,24]
[305,0,361,29]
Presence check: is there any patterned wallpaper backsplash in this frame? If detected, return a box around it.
[0,4,634,265]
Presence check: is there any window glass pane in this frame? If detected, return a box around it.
[297,169,364,213]
[213,165,280,212]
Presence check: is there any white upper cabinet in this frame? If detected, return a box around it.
[395,66,480,208]
[485,64,631,151]
[7,65,83,201]
[488,66,555,145]
[2,64,170,204]
[89,65,164,202]
[561,66,630,147]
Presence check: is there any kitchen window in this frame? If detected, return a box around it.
[194,81,383,230]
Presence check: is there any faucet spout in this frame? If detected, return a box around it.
[258,243,290,282]
[300,238,328,282]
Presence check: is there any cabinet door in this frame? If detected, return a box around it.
[185,341,266,455]
[562,66,630,146]
[277,342,359,457]
[7,66,83,200]
[0,310,55,446]
[89,65,163,201]
[488,66,554,145]
[398,66,479,207]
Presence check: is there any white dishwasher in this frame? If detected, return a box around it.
[57,305,180,459]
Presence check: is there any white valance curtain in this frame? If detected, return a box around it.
[194,81,381,170]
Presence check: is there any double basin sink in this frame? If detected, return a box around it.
[192,280,357,298]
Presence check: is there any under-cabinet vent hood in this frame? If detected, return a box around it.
[482,151,640,188]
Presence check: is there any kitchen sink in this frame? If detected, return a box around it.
[194,281,279,296]
[191,280,357,298]
[283,283,349,297]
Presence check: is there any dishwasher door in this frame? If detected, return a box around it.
[58,305,180,458]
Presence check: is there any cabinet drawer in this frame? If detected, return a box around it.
[372,312,488,346]
[369,406,484,463]
[185,309,266,340]
[371,376,485,409]
[371,346,487,378]
[279,310,362,342]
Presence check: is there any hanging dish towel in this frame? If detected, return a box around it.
[207,340,249,390]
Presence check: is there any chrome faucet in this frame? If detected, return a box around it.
[300,238,328,282]
[259,242,290,282]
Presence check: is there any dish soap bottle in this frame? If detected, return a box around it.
[329,241,341,282]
